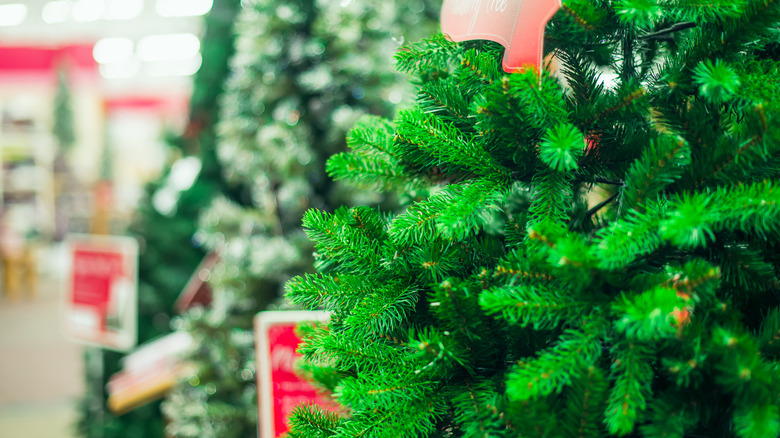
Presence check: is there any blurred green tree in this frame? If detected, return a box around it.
[161,1,438,436]
[76,1,242,437]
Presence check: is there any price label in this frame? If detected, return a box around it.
[441,0,561,73]
[255,311,336,437]
[64,234,138,351]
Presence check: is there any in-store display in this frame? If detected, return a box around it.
[3,1,779,437]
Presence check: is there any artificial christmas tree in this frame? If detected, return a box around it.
[161,1,438,436]
[285,2,780,437]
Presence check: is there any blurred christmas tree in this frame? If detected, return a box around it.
[285,2,780,437]
[76,1,242,437]
[52,69,75,150]
[161,1,438,436]
[52,69,77,240]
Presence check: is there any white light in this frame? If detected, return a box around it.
[72,0,106,22]
[98,58,141,79]
[388,89,404,104]
[152,187,178,216]
[104,0,143,20]
[152,157,203,215]
[93,37,134,64]
[0,4,27,27]
[598,71,620,90]
[156,0,212,17]
[144,55,202,77]
[42,1,70,24]
[168,157,201,191]
[137,33,200,62]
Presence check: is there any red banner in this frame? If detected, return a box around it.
[441,0,561,72]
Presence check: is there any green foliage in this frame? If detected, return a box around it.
[480,282,589,330]
[639,391,700,438]
[449,381,510,437]
[528,167,573,229]
[733,402,780,438]
[286,405,344,438]
[562,365,609,438]
[52,69,75,149]
[693,60,742,103]
[162,0,439,436]
[539,123,585,172]
[612,285,686,341]
[758,307,780,357]
[506,326,604,401]
[615,0,660,29]
[604,341,654,436]
[328,116,414,191]
[286,1,780,436]
[162,308,259,438]
[621,134,690,214]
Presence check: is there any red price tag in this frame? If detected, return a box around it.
[65,235,138,351]
[441,0,561,73]
[71,249,125,329]
[255,311,336,438]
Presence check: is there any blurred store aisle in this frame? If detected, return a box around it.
[0,243,83,438]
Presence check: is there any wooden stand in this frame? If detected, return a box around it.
[1,245,37,300]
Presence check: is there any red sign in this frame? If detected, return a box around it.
[65,235,138,351]
[174,252,218,313]
[441,0,561,73]
[255,311,335,437]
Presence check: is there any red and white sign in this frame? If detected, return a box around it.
[255,311,337,438]
[65,235,138,351]
[441,0,561,73]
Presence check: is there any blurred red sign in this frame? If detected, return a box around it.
[0,45,98,83]
[174,252,218,313]
[65,235,138,351]
[255,311,335,437]
[441,0,561,72]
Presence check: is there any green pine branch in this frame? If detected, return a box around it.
[505,324,605,402]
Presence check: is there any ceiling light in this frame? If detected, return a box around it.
[93,37,134,64]
[156,0,212,17]
[104,0,143,20]
[145,55,202,77]
[72,0,106,22]
[99,58,141,79]
[0,4,27,27]
[42,1,70,24]
[137,33,200,62]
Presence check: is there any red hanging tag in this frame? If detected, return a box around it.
[441,0,562,73]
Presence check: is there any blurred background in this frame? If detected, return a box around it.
[0,2,210,437]
[0,0,437,437]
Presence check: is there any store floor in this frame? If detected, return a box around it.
[0,244,84,438]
